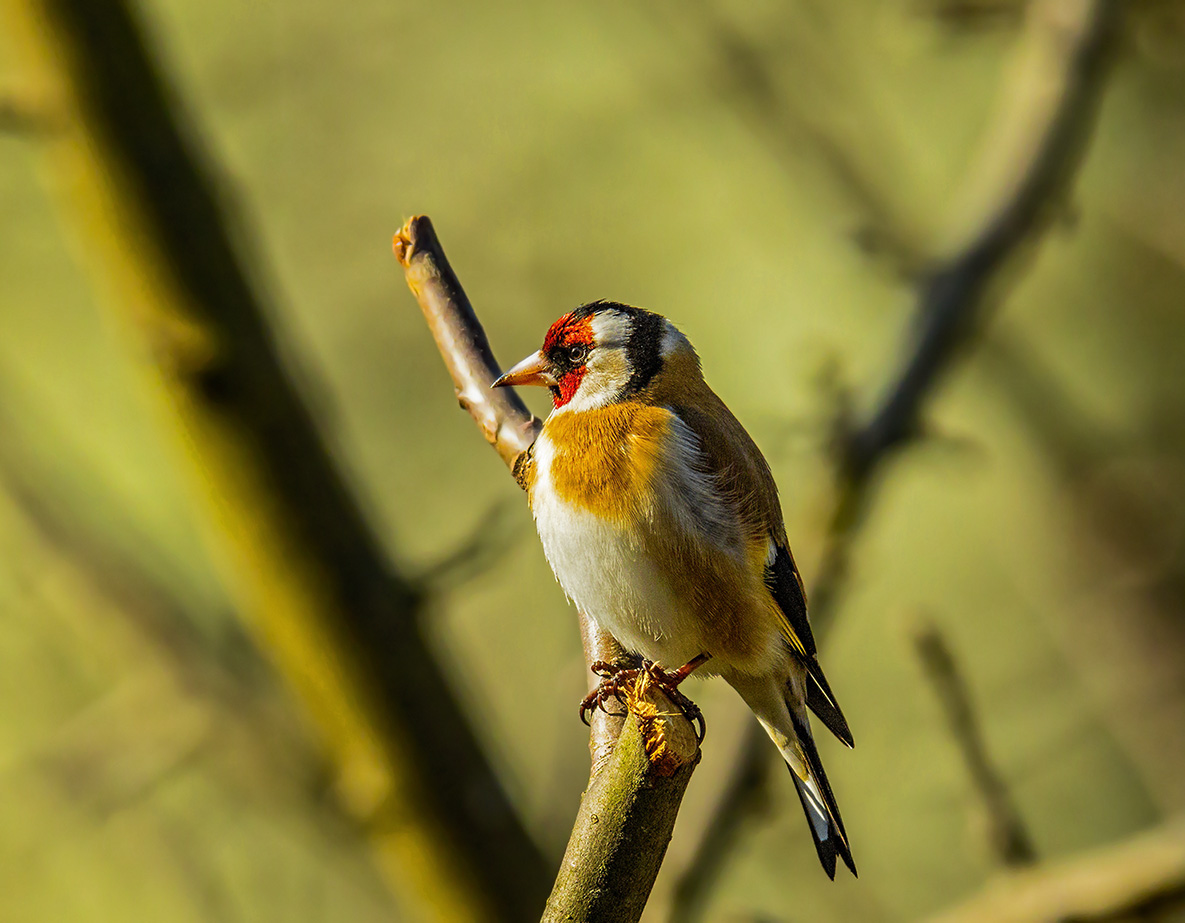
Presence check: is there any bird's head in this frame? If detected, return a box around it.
[493,302,696,412]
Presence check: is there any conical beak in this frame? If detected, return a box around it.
[492,351,557,389]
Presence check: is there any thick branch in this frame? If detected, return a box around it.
[543,678,700,923]
[5,3,549,919]
[914,621,1037,868]
[395,215,700,922]
[924,817,1185,923]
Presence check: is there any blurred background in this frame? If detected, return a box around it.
[2,0,1184,920]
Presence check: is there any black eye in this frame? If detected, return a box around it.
[567,344,590,364]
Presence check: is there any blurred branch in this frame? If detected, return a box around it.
[395,215,702,922]
[923,816,1185,923]
[914,620,1038,868]
[0,91,52,133]
[661,0,926,269]
[3,2,550,920]
[671,0,1116,914]
[838,0,1116,493]
[668,724,774,923]
[414,499,524,593]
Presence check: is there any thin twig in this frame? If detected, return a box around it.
[914,620,1038,868]
[670,0,1116,914]
[395,215,702,923]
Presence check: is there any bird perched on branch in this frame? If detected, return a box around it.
[494,302,856,878]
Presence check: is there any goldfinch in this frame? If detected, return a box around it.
[494,301,856,878]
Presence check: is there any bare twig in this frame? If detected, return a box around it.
[923,816,1185,923]
[395,215,702,922]
[414,499,524,592]
[671,0,1116,913]
[5,2,550,919]
[394,217,541,469]
[914,620,1037,868]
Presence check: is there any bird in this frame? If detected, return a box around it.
[493,301,856,879]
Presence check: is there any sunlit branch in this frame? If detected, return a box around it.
[395,215,702,922]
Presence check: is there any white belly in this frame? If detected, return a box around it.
[530,434,703,666]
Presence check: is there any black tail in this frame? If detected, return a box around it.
[805,662,854,749]
[787,707,857,879]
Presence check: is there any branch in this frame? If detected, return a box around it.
[842,0,1116,487]
[913,620,1037,868]
[923,817,1185,923]
[4,2,550,919]
[394,215,702,922]
[670,0,1116,912]
[816,0,1116,636]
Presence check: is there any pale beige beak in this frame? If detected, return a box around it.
[492,351,557,389]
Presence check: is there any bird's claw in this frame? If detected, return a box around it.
[579,658,707,742]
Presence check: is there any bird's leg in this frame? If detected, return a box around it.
[642,653,712,742]
[579,653,712,743]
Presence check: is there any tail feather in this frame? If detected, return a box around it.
[805,665,854,749]
[790,772,841,879]
[787,706,857,878]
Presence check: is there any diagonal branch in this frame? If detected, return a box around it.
[670,1,1117,916]
[395,215,702,923]
[814,0,1117,632]
[841,0,1117,488]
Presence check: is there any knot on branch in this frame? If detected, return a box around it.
[624,672,701,778]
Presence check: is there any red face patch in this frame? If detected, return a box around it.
[541,313,594,408]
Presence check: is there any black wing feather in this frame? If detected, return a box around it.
[766,544,854,748]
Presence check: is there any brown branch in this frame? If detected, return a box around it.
[923,817,1185,923]
[395,215,701,922]
[819,0,1117,636]
[841,0,1117,489]
[914,620,1037,868]
[4,2,551,919]
[670,0,1117,913]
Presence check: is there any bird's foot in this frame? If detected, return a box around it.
[580,654,711,742]
[579,660,639,726]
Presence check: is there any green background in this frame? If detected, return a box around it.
[2,1,1184,920]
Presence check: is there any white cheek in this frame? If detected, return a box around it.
[552,352,630,414]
